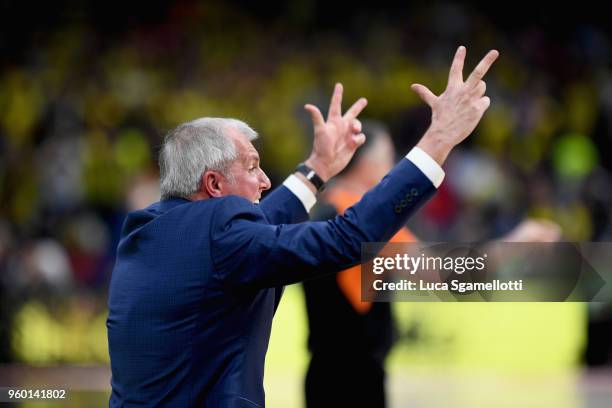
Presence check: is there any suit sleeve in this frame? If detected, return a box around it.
[258,185,309,224]
[210,158,436,289]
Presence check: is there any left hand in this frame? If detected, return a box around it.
[303,83,368,181]
[413,46,499,165]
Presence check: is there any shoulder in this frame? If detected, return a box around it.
[211,195,263,215]
[209,195,269,229]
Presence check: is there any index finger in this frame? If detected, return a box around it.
[327,83,343,119]
[343,97,368,121]
[448,46,466,86]
[465,50,499,87]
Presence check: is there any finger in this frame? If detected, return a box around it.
[466,50,499,88]
[327,83,343,119]
[343,97,368,121]
[304,104,325,127]
[410,84,437,107]
[351,133,366,148]
[448,45,466,86]
[351,118,362,134]
[472,80,486,97]
[478,96,491,111]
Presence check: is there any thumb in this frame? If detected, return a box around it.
[410,84,437,107]
[304,104,325,127]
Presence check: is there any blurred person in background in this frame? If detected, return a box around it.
[303,120,415,407]
[303,120,561,407]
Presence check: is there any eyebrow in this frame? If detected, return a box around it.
[247,153,259,162]
[244,153,260,165]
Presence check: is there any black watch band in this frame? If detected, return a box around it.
[295,163,326,192]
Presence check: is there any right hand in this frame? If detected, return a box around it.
[412,46,499,165]
[303,83,368,182]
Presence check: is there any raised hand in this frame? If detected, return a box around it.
[412,46,499,165]
[303,83,368,181]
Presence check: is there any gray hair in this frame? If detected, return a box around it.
[159,117,258,199]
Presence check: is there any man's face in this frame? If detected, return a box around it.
[221,128,271,203]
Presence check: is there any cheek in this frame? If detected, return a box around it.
[220,182,237,196]
[248,175,261,191]
[229,174,259,196]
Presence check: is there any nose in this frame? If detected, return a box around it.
[259,169,271,191]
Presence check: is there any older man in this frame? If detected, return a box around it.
[107,46,498,407]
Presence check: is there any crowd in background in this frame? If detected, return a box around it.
[1,1,611,365]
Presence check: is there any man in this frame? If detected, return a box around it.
[302,121,562,407]
[303,120,412,408]
[107,46,499,407]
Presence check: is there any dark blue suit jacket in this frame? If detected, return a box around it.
[107,158,436,407]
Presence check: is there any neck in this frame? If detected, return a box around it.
[189,191,211,201]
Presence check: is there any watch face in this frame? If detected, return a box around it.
[297,164,324,191]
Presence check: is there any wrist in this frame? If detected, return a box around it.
[293,172,317,195]
[416,127,454,166]
[304,157,331,182]
[295,162,326,192]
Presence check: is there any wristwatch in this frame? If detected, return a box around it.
[295,163,326,192]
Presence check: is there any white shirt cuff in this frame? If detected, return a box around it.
[405,147,445,188]
[282,175,317,213]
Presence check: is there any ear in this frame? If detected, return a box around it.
[202,170,225,197]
